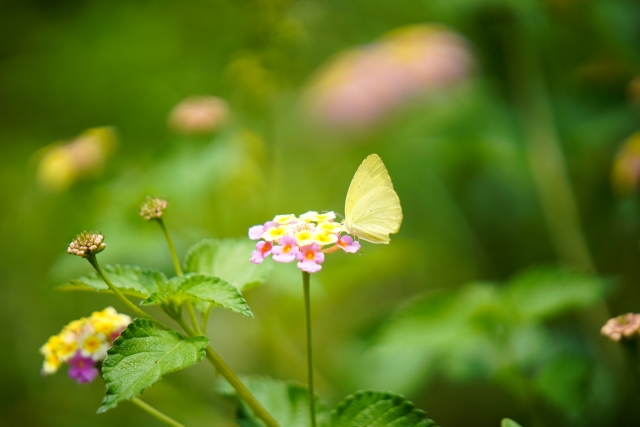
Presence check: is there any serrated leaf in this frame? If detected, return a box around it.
[330,391,438,427]
[217,375,329,427]
[184,238,269,291]
[501,419,523,427]
[98,319,208,413]
[141,273,253,317]
[58,265,168,299]
[503,267,609,321]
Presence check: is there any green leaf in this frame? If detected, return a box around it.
[58,264,168,299]
[534,353,591,422]
[141,273,253,317]
[503,267,609,321]
[501,419,523,427]
[360,267,611,393]
[330,391,438,427]
[184,238,270,291]
[217,375,329,427]
[98,319,208,413]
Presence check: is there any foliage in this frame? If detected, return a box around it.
[330,391,438,427]
[217,376,330,427]
[3,0,640,425]
[99,319,208,412]
[58,265,168,299]
[184,238,270,291]
[141,273,253,317]
[358,267,610,421]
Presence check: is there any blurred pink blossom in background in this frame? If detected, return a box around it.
[303,25,474,131]
[168,95,230,135]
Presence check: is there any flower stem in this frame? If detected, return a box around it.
[154,211,277,426]
[185,300,203,336]
[156,218,203,334]
[157,218,184,276]
[503,21,594,272]
[621,340,640,391]
[201,307,212,334]
[203,347,280,427]
[131,397,185,427]
[174,314,280,427]
[175,315,196,337]
[302,271,317,427]
[87,255,169,330]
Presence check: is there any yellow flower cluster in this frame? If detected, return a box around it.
[39,307,131,375]
[258,211,344,247]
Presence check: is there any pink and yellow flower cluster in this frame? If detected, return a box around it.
[249,211,360,273]
[39,307,131,383]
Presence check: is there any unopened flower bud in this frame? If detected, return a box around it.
[139,197,168,221]
[67,232,106,258]
[601,313,640,342]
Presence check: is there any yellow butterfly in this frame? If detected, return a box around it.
[343,154,403,244]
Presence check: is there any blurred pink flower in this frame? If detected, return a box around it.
[601,313,640,342]
[168,95,230,135]
[67,353,99,383]
[304,25,474,131]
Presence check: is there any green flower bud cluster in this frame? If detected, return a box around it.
[140,197,168,221]
[67,232,106,258]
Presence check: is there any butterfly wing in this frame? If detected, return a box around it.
[344,154,403,243]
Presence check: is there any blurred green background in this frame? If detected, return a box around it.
[2,0,640,426]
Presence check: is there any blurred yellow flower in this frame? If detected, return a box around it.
[33,127,117,193]
[611,132,640,197]
[39,307,131,380]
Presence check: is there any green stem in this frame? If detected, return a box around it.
[621,340,640,391]
[204,347,280,427]
[131,397,185,427]
[173,314,280,427]
[503,21,595,272]
[302,271,317,427]
[87,255,169,329]
[175,315,196,338]
[157,218,184,276]
[201,307,212,334]
[155,211,277,426]
[185,300,203,336]
[157,218,203,334]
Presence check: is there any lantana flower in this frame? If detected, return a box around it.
[601,313,640,342]
[248,211,360,273]
[39,307,131,383]
[337,235,361,253]
[272,235,299,262]
[297,243,325,273]
[250,241,272,264]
